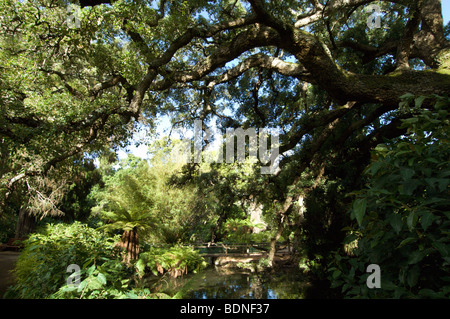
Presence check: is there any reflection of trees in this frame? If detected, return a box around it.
[161,268,310,299]
[265,270,308,299]
[249,274,266,299]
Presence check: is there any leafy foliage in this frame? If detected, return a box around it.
[1,0,450,300]
[6,222,120,298]
[330,95,450,298]
[91,143,201,244]
[224,217,266,243]
[51,257,162,299]
[136,246,208,279]
[92,156,157,233]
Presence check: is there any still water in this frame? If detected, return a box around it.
[146,267,310,299]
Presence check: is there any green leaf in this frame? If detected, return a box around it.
[401,179,420,195]
[407,265,420,288]
[397,237,416,248]
[437,178,449,192]
[425,157,439,164]
[121,279,130,288]
[374,144,388,153]
[380,279,397,291]
[87,264,96,276]
[402,117,419,125]
[400,167,414,180]
[332,269,341,279]
[420,213,435,231]
[406,265,420,287]
[88,278,103,290]
[414,96,427,108]
[433,242,449,257]
[407,210,418,231]
[78,279,88,291]
[408,250,427,264]
[389,214,403,234]
[97,272,107,285]
[352,198,367,227]
[418,289,442,298]
[368,161,383,176]
[400,93,414,100]
[135,259,146,276]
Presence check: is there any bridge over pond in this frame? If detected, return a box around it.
[190,242,294,267]
[190,242,293,257]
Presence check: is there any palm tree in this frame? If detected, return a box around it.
[95,167,158,264]
[100,209,157,264]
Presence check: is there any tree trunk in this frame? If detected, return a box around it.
[14,207,37,239]
[267,197,293,267]
[267,219,284,268]
[120,228,139,264]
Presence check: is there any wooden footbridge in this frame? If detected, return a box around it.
[188,242,294,267]
[191,242,293,258]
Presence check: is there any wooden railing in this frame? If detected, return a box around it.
[190,242,292,256]
[143,242,293,256]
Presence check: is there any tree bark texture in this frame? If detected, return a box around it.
[118,228,139,264]
[14,207,37,239]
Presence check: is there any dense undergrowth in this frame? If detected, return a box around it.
[5,222,207,299]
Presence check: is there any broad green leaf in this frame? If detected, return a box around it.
[135,259,146,275]
[397,237,416,248]
[87,264,96,276]
[352,198,367,227]
[389,214,403,234]
[407,265,420,287]
[88,278,103,290]
[78,279,88,291]
[418,289,442,298]
[425,157,439,164]
[401,117,419,125]
[400,167,414,180]
[368,161,383,176]
[401,179,420,195]
[97,272,107,285]
[408,250,426,264]
[420,213,435,231]
[433,242,449,257]
[400,93,414,100]
[407,210,418,231]
[414,96,427,108]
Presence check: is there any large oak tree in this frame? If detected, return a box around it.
[1,0,449,236]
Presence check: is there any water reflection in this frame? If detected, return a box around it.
[145,267,309,299]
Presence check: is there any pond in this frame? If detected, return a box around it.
[144,266,311,299]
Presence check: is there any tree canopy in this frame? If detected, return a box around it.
[1,0,449,299]
[1,0,449,216]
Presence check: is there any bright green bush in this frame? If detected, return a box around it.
[50,257,167,299]
[6,222,120,298]
[330,95,450,298]
[136,246,208,278]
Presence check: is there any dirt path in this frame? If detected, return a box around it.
[0,251,20,298]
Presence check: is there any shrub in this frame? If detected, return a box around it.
[330,95,450,298]
[6,221,120,298]
[136,246,208,279]
[50,258,162,299]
